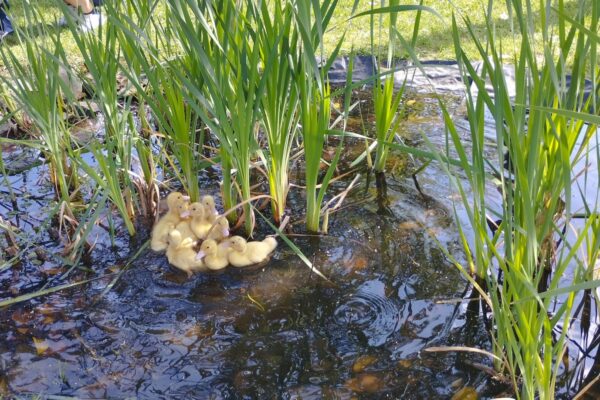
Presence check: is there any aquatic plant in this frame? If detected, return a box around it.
[293,0,347,233]
[372,0,404,174]
[254,0,300,224]
[163,0,269,235]
[113,0,211,204]
[0,5,78,204]
[435,0,600,398]
[59,2,138,235]
[111,0,159,195]
[352,0,428,173]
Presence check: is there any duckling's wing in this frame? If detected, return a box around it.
[228,251,252,267]
[244,242,267,263]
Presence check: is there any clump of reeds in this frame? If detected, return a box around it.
[435,0,600,398]
[0,6,78,204]
[255,0,299,225]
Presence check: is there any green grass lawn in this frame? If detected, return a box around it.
[0,0,584,72]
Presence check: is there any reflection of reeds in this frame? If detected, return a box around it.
[433,1,600,398]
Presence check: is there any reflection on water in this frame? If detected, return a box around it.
[1,162,477,398]
[1,91,596,399]
[335,280,401,347]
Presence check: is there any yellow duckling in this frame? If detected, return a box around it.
[151,192,189,252]
[202,195,219,224]
[195,239,231,270]
[227,236,278,268]
[166,229,206,277]
[174,202,198,245]
[206,217,230,242]
[187,202,213,240]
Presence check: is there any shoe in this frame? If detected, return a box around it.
[0,27,13,41]
[58,7,102,32]
[58,5,79,27]
[81,10,102,32]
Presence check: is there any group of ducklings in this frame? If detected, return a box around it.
[151,192,277,277]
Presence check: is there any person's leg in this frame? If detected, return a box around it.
[60,0,102,31]
[63,0,94,15]
[0,1,14,37]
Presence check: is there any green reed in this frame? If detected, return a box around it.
[60,2,137,235]
[111,16,203,203]
[164,0,269,235]
[373,0,402,173]
[359,0,428,173]
[254,0,300,224]
[436,0,600,398]
[293,0,346,233]
[0,4,78,203]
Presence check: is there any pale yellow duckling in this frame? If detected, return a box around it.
[195,239,231,271]
[206,217,230,242]
[227,236,278,267]
[174,202,198,245]
[187,202,213,240]
[202,195,219,224]
[151,191,189,252]
[166,229,206,277]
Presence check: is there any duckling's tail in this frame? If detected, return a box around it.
[263,236,278,253]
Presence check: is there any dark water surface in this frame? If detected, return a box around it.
[1,91,597,399]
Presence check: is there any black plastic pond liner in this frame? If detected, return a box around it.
[326,55,378,86]
[327,57,595,106]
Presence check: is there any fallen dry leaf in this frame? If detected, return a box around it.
[346,373,384,393]
[352,355,378,373]
[451,387,478,400]
[32,337,49,355]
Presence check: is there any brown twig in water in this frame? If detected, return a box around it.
[321,173,361,212]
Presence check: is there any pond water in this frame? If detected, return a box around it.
[0,90,598,399]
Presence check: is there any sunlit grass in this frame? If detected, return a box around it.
[0,0,588,72]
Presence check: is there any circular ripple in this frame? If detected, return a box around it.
[334,280,400,347]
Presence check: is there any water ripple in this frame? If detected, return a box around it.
[334,280,400,347]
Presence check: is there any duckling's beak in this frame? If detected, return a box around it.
[221,240,231,248]
[182,195,191,201]
[195,250,206,261]
[222,228,230,237]
[180,211,191,218]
